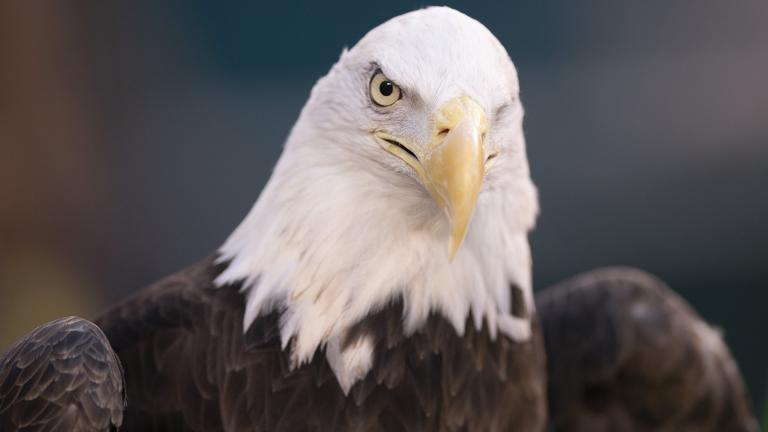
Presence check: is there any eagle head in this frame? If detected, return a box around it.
[216,6,538,392]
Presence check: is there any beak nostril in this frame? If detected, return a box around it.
[437,128,450,138]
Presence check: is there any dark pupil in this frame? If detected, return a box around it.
[379,81,393,97]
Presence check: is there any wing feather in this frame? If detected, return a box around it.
[537,267,758,432]
[0,316,125,432]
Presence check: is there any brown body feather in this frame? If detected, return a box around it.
[1,261,758,431]
[95,255,547,431]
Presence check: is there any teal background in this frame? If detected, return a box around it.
[1,0,766,412]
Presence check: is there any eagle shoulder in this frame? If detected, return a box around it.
[537,267,758,432]
[0,316,125,432]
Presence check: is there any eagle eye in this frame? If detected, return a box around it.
[369,71,401,107]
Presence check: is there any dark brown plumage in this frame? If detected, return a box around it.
[537,267,759,432]
[1,261,758,431]
[94,255,547,431]
[0,316,125,432]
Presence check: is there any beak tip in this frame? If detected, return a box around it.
[447,234,462,262]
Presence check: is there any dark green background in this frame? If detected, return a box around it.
[1,0,766,413]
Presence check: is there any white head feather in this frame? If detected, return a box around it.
[216,6,538,392]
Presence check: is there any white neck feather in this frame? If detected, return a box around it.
[215,113,537,392]
[215,7,539,392]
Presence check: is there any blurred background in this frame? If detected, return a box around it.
[1,0,766,413]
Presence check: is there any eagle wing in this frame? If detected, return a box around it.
[0,316,125,432]
[537,267,758,432]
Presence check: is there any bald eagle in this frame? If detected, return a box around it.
[0,7,758,432]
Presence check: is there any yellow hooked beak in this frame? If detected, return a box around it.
[375,96,488,260]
